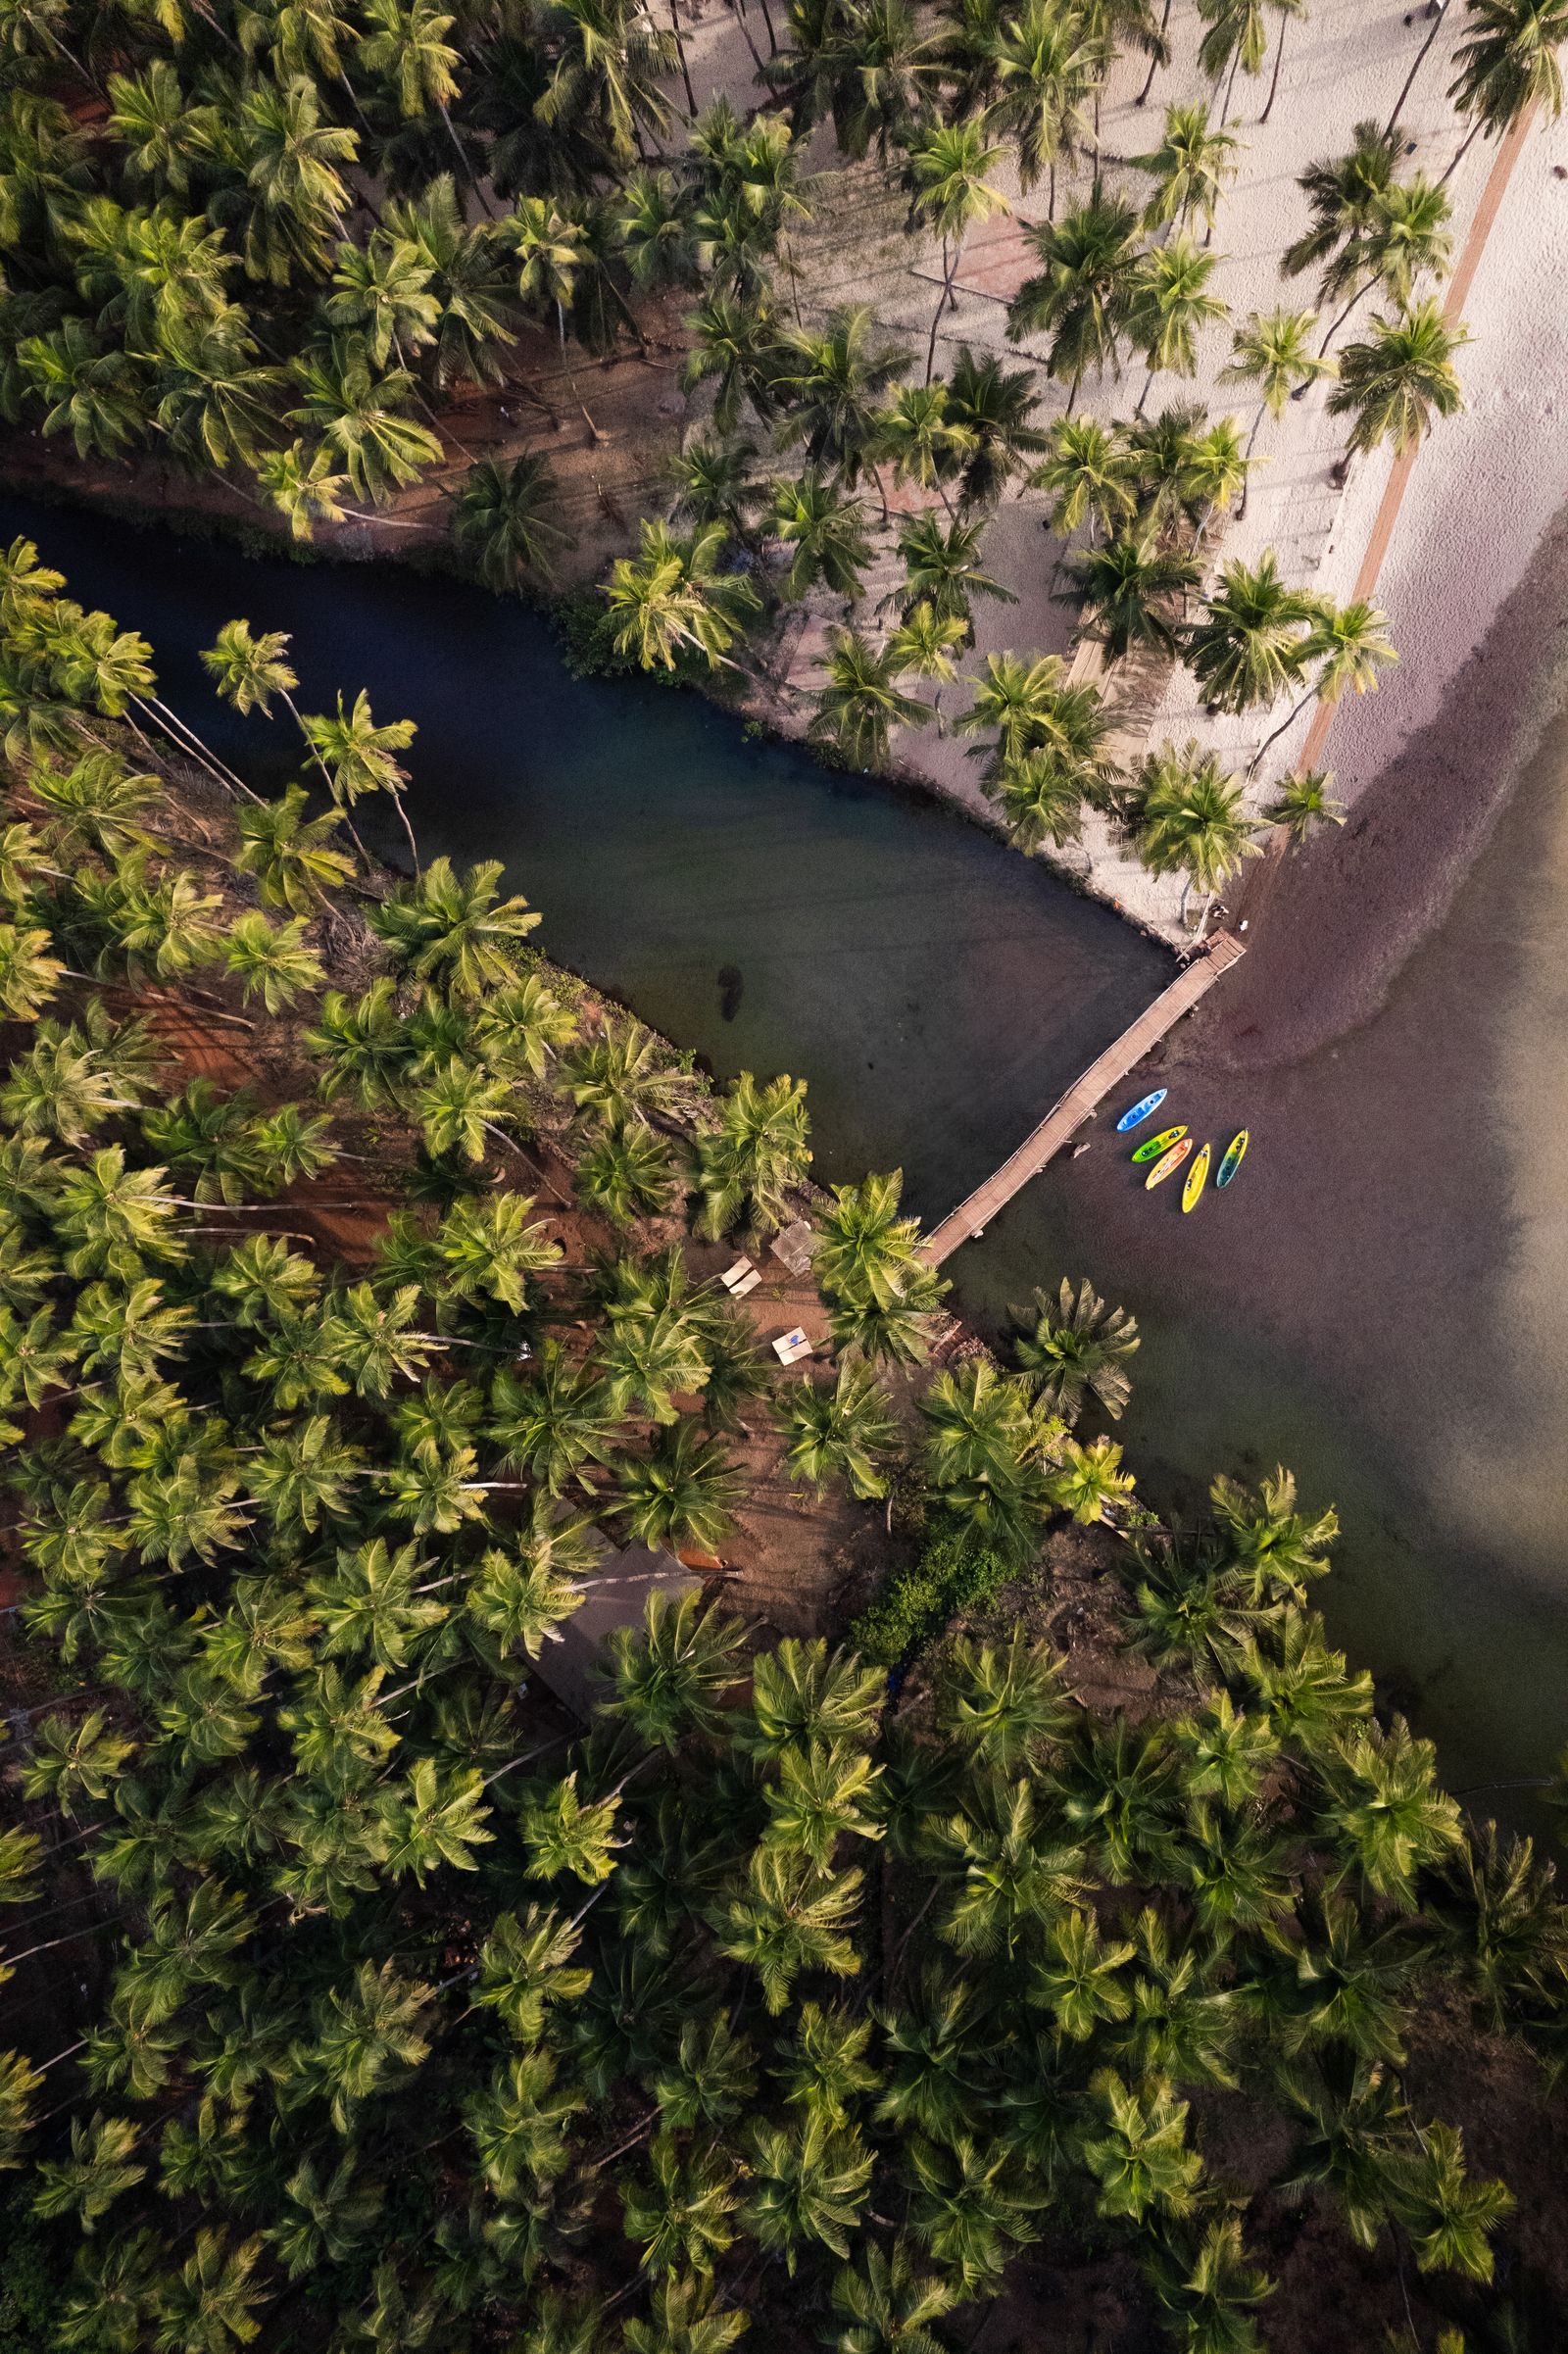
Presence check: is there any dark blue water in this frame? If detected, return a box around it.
[7,496,1169,1225]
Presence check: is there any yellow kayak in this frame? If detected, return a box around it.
[1182,1142,1211,1212]
[1146,1136,1193,1191]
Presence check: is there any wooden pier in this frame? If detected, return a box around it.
[921,931,1247,1265]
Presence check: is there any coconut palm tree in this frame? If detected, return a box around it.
[777,305,911,484]
[616,1418,745,1554]
[1447,0,1568,170]
[957,649,1113,792]
[982,0,1098,209]
[1257,0,1307,122]
[693,1069,812,1237]
[943,346,1050,506]
[1006,192,1145,406]
[1185,551,1318,713]
[603,519,761,674]
[666,435,761,537]
[1197,0,1268,123]
[768,472,874,600]
[1129,233,1228,412]
[906,119,1010,379]
[1221,307,1337,513]
[780,1360,902,1499]
[288,338,444,505]
[681,288,786,432]
[893,513,1014,635]
[1267,767,1344,845]
[1032,416,1138,540]
[989,747,1093,850]
[454,456,575,592]
[808,630,932,768]
[1064,532,1200,661]
[873,383,974,510]
[1283,120,1398,293]
[535,0,677,174]
[1130,740,1260,918]
[1143,2216,1275,2352]
[1015,1277,1139,1420]
[1130,101,1239,235]
[827,2239,956,2354]
[1249,598,1396,771]
[1315,175,1453,357]
[1326,299,1468,457]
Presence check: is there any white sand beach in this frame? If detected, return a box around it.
[672,0,1568,944]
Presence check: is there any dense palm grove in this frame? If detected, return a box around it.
[2,543,1568,2349]
[2,0,1564,906]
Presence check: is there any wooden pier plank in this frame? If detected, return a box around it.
[921,932,1245,1264]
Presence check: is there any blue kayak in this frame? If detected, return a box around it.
[1115,1088,1167,1134]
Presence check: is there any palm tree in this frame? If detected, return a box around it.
[907,119,1010,380]
[893,513,1014,635]
[808,630,932,768]
[944,346,1050,506]
[1144,2216,1275,2352]
[1014,1277,1139,1420]
[454,456,575,591]
[1221,308,1337,514]
[1130,739,1260,919]
[288,338,444,505]
[957,650,1112,792]
[369,856,540,996]
[1130,233,1229,412]
[535,0,676,174]
[873,384,973,511]
[1080,2068,1203,2223]
[1197,0,1267,123]
[236,787,356,914]
[1432,1824,1568,2033]
[1258,0,1307,122]
[228,73,359,285]
[1249,599,1396,771]
[780,1360,902,1499]
[1315,176,1453,357]
[767,472,873,600]
[1283,120,1398,295]
[564,1016,697,1126]
[693,1069,813,1237]
[1006,192,1145,407]
[681,289,785,433]
[1316,1715,1464,1907]
[1327,300,1468,457]
[814,1169,928,1303]
[301,687,420,867]
[827,2239,956,2354]
[989,747,1091,850]
[1186,551,1318,713]
[666,435,761,537]
[616,1418,745,1553]
[1064,532,1200,661]
[1131,101,1239,235]
[778,306,911,483]
[1032,416,1138,540]
[603,519,761,674]
[1267,768,1345,845]
[982,0,1098,209]
[1447,0,1568,171]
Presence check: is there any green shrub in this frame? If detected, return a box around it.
[851,1517,1010,1666]
[0,2194,79,2354]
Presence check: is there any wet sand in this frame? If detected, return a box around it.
[953,511,1568,1811]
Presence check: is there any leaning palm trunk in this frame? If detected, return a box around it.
[1247,684,1317,776]
[925,235,958,384]
[1260,15,1290,123]
[1236,399,1269,518]
[1316,276,1375,359]
[1138,0,1173,104]
[1385,0,1451,135]
[668,0,698,112]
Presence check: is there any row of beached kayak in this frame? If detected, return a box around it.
[1114,1088,1248,1214]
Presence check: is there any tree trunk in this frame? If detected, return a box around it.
[1136,0,1172,105]
[1316,275,1373,359]
[924,235,956,384]
[1064,361,1084,416]
[1384,0,1450,137]
[1247,684,1316,776]
[756,0,780,54]
[1260,14,1288,123]
[1218,43,1243,127]
[1135,363,1156,417]
[1441,117,1484,186]
[668,0,698,114]
[731,0,765,72]
[1236,397,1267,517]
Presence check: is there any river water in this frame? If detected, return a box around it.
[12,497,1566,1812]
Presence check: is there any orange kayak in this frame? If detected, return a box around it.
[1182,1142,1211,1212]
[1146,1136,1194,1191]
